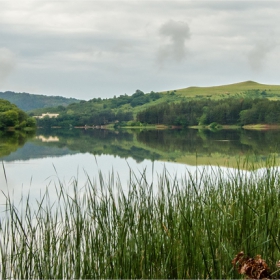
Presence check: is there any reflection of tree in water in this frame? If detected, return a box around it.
[35,128,161,163]
[130,146,161,163]
[136,129,280,156]
[0,130,35,158]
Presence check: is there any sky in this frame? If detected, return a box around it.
[0,1,280,100]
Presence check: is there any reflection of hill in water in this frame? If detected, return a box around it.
[2,142,77,162]
[1,128,280,168]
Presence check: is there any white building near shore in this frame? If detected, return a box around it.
[34,113,59,119]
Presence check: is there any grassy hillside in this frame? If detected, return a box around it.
[132,81,280,118]
[132,81,280,117]
[171,80,280,100]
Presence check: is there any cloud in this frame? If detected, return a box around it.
[157,20,191,66]
[0,2,280,98]
[248,41,275,72]
[0,48,16,84]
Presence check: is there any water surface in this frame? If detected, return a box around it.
[0,127,279,206]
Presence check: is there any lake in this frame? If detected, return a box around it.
[1,127,280,207]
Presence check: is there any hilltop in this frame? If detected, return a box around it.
[166,81,280,100]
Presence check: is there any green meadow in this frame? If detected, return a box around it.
[172,80,280,100]
[1,161,280,278]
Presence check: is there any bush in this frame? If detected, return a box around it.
[209,122,221,130]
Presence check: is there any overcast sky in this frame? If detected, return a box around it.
[0,1,280,100]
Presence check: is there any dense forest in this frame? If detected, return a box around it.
[0,99,36,130]
[35,90,163,127]
[0,91,81,111]
[34,95,280,128]
[136,97,280,127]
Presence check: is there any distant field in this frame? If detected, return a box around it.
[162,81,280,100]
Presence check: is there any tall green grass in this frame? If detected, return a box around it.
[1,163,280,278]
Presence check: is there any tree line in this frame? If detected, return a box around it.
[136,97,280,126]
[35,96,280,128]
[36,109,133,127]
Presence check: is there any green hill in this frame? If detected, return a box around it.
[171,81,280,100]
[0,91,82,112]
[131,80,280,116]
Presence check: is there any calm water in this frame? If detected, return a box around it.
[1,127,280,207]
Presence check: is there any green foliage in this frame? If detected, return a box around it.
[32,89,165,128]
[137,97,280,126]
[107,89,163,109]
[36,109,133,128]
[125,120,142,126]
[35,89,162,128]
[209,122,221,130]
[0,110,17,128]
[26,117,37,127]
[0,99,36,130]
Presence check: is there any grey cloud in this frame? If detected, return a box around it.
[0,48,16,84]
[188,1,280,12]
[157,20,191,66]
[248,41,275,72]
[111,41,133,54]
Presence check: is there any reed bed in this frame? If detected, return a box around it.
[1,162,280,279]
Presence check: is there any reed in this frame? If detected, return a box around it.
[1,162,280,278]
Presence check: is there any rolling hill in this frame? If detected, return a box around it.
[170,81,280,100]
[0,91,82,111]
